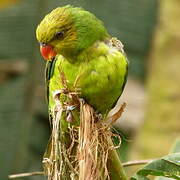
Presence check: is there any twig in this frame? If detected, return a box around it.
[122,159,154,167]
[107,102,126,124]
[8,171,44,179]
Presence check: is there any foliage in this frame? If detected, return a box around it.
[130,138,180,180]
[131,153,180,180]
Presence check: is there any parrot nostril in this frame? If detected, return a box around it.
[40,42,47,47]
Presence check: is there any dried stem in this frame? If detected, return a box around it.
[8,171,44,179]
[122,159,153,167]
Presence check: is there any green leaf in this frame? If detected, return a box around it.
[170,137,180,153]
[131,153,180,180]
[155,138,180,180]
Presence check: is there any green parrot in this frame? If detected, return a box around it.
[36,5,128,179]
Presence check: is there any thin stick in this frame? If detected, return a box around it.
[8,171,44,179]
[122,159,154,167]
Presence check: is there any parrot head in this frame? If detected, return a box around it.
[36,5,109,61]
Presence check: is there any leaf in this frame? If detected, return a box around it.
[131,153,180,180]
[155,138,180,180]
[170,137,180,153]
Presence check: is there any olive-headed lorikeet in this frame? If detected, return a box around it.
[36,5,128,179]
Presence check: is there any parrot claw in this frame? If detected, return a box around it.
[66,105,76,123]
[52,90,62,103]
[66,111,74,123]
[66,105,76,111]
[79,98,85,104]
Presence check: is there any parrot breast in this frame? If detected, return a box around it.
[47,40,128,114]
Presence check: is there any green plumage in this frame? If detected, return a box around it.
[36,6,128,179]
[36,5,128,115]
[48,40,128,114]
[36,5,109,59]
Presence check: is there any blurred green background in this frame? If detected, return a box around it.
[0,0,179,179]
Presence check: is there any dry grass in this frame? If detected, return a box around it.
[42,71,125,180]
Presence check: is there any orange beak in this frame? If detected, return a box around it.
[40,43,57,60]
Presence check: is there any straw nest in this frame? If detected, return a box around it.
[42,71,126,180]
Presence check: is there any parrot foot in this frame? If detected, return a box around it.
[78,98,85,104]
[66,105,76,111]
[66,105,76,123]
[66,111,74,123]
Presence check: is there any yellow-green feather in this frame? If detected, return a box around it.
[38,6,129,179]
[36,5,109,59]
[48,41,128,114]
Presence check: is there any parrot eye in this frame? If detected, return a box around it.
[55,31,64,39]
